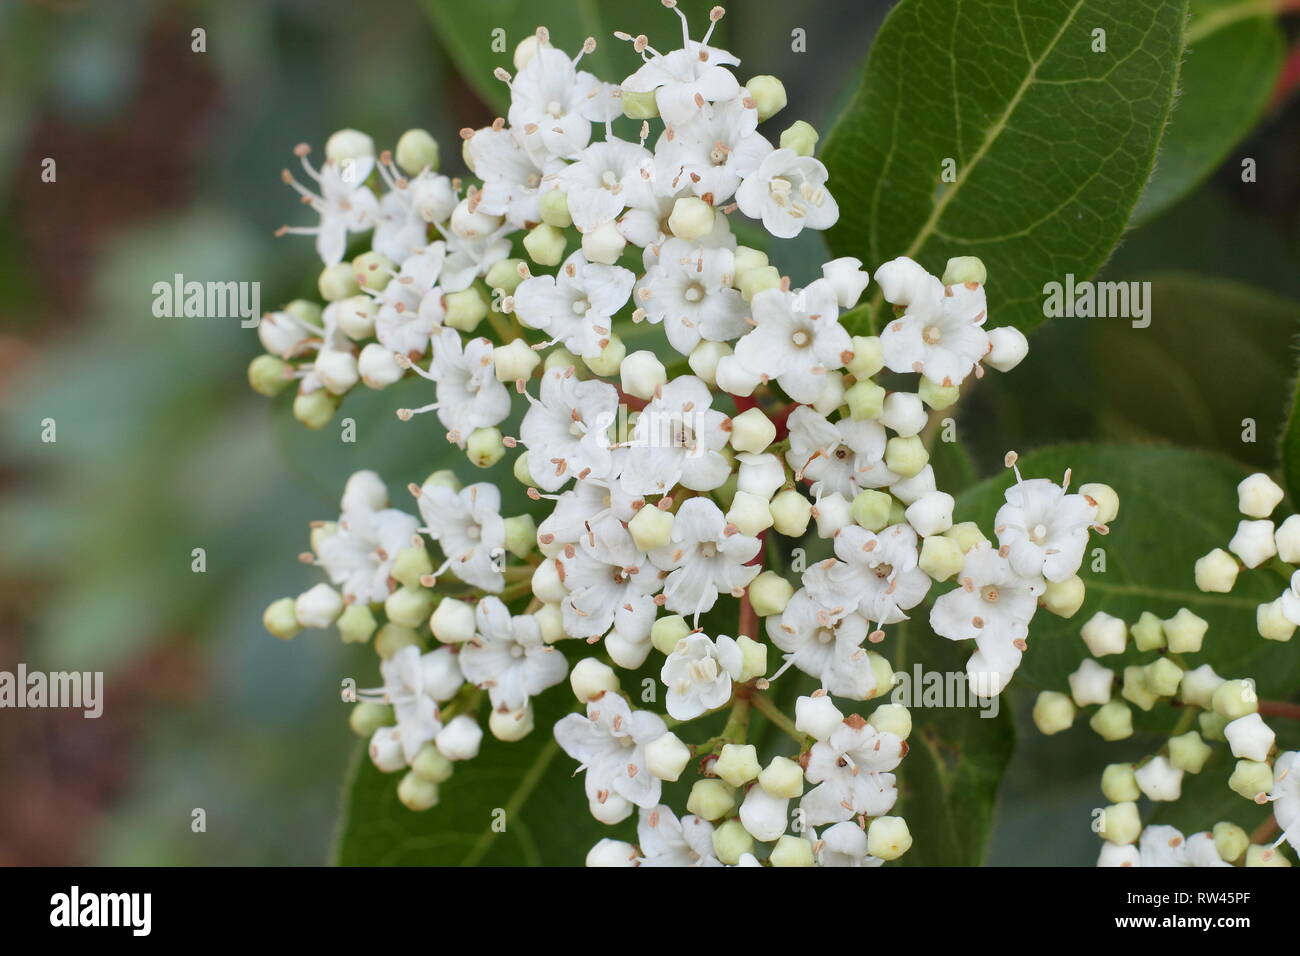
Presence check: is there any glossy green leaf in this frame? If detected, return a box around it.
[821,0,1187,332]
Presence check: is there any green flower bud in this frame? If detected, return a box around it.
[292,389,338,430]
[503,514,537,559]
[385,586,435,629]
[1199,711,1228,741]
[686,779,736,821]
[444,286,489,332]
[917,377,960,410]
[715,743,761,787]
[737,265,781,301]
[865,651,895,700]
[628,504,674,553]
[733,245,769,276]
[1121,665,1159,711]
[941,256,987,286]
[736,635,768,682]
[349,701,392,737]
[569,657,620,701]
[1212,822,1249,863]
[1212,679,1258,720]
[711,818,754,865]
[769,834,814,867]
[745,75,787,121]
[885,436,928,478]
[651,614,691,655]
[582,334,626,377]
[1079,482,1119,524]
[1032,690,1076,735]
[727,490,773,536]
[284,298,322,326]
[758,756,805,799]
[1257,597,1295,642]
[1143,657,1184,698]
[867,816,913,861]
[395,128,440,174]
[1129,611,1165,652]
[1101,763,1140,802]
[513,451,534,488]
[318,262,360,301]
[262,597,300,640]
[644,731,690,782]
[1041,575,1086,618]
[620,88,659,118]
[730,407,776,454]
[918,534,964,581]
[485,257,527,295]
[845,379,886,420]
[1163,608,1208,654]
[411,742,454,783]
[1090,701,1134,741]
[352,250,394,292]
[1245,844,1291,867]
[748,570,794,617]
[868,703,912,740]
[1194,548,1239,593]
[1228,759,1273,801]
[397,770,439,811]
[1168,730,1212,774]
[770,488,812,537]
[846,335,885,379]
[538,190,572,228]
[535,602,564,643]
[374,622,421,659]
[466,426,507,468]
[390,546,433,589]
[523,223,567,266]
[944,521,988,554]
[337,603,378,644]
[1099,801,1141,844]
[248,354,292,397]
[668,197,715,241]
[779,120,818,156]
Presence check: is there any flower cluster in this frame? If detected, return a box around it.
[1029,471,1298,868]
[253,2,1117,865]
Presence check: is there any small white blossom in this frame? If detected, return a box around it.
[459,597,567,710]
[733,280,852,403]
[553,692,668,810]
[415,481,507,593]
[513,251,636,358]
[650,498,761,619]
[801,717,903,826]
[766,588,880,699]
[636,239,748,354]
[995,472,1098,583]
[660,632,743,720]
[878,256,990,386]
[620,374,732,496]
[734,148,838,239]
[520,366,620,491]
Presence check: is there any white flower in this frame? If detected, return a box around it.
[439,227,512,293]
[620,5,740,125]
[804,524,931,627]
[402,328,511,444]
[620,374,731,496]
[370,644,464,762]
[468,126,564,228]
[536,476,639,551]
[652,96,771,203]
[930,542,1045,695]
[513,251,636,358]
[280,146,378,265]
[733,280,852,403]
[636,805,721,867]
[315,474,419,605]
[553,692,667,810]
[821,258,870,309]
[459,597,567,710]
[506,43,617,161]
[734,148,838,239]
[816,822,883,867]
[1136,825,1229,867]
[650,498,761,619]
[995,473,1098,582]
[557,140,656,232]
[520,365,620,491]
[1279,569,1300,626]
[555,513,662,644]
[635,239,748,354]
[800,717,903,826]
[766,588,879,699]
[784,405,895,499]
[618,190,736,250]
[660,632,743,720]
[1269,750,1300,854]
[415,481,506,593]
[878,256,990,386]
[372,243,446,358]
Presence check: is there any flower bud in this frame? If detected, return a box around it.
[820,257,870,309]
[736,265,781,301]
[490,704,536,741]
[918,534,965,582]
[1199,711,1228,741]
[359,343,404,388]
[905,490,954,537]
[736,634,768,681]
[770,488,813,536]
[315,348,359,395]
[606,629,653,670]
[884,435,927,478]
[512,451,534,489]
[867,703,912,740]
[1134,755,1183,801]
[686,779,736,821]
[494,338,541,383]
[769,834,814,867]
[845,379,885,420]
[1032,690,1076,735]
[917,377,960,410]
[318,262,360,301]
[263,597,301,640]
[523,223,566,266]
[1228,518,1276,569]
[1129,611,1165,652]
[795,694,843,741]
[368,727,407,773]
[1275,514,1300,562]
[727,490,773,537]
[880,392,927,437]
[538,189,572,228]
[1041,574,1085,617]
[587,838,637,867]
[624,504,670,554]
[1099,801,1141,845]
[733,245,769,277]
[484,258,526,296]
[1079,482,1119,524]
[736,452,785,500]
[535,602,564,643]
[1224,713,1275,761]
[686,340,731,386]
[620,88,659,118]
[351,253,393,295]
[581,220,626,264]
[811,370,846,416]
[582,334,625,377]
[1257,597,1295,642]
[450,198,502,240]
[466,426,506,468]
[326,128,375,166]
[739,784,789,842]
[813,492,852,538]
[444,286,489,332]
[1246,844,1292,867]
[1228,759,1273,801]
[570,657,620,701]
[941,256,987,286]
[430,597,476,643]
[248,354,292,397]
[1121,665,1158,711]
[846,336,884,380]
[668,197,715,241]
[1213,679,1259,720]
[619,350,666,400]
[1168,730,1213,774]
[589,792,633,825]
[1212,822,1249,863]
[984,326,1029,373]
[890,467,935,507]
[1238,472,1283,518]
[644,731,691,782]
[1080,611,1127,656]
[715,743,761,787]
[350,701,393,738]
[1101,763,1140,802]
[374,623,420,659]
[436,715,483,761]
[411,742,454,783]
[395,128,439,174]
[337,603,378,645]
[779,120,818,156]
[1089,701,1133,741]
[849,489,891,533]
[1097,843,1140,867]
[945,521,988,554]
[384,586,434,629]
[531,558,566,605]
[397,771,439,811]
[748,570,794,617]
[712,818,755,864]
[745,75,787,120]
[758,755,804,799]
[1178,663,1224,710]
[867,816,912,861]
[730,407,776,454]
[295,583,343,629]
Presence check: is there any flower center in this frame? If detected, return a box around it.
[768,177,793,207]
[600,170,619,190]
[791,329,811,348]
[872,562,894,579]
[546,100,564,118]
[684,283,705,303]
[688,657,719,683]
[1029,523,1049,544]
[923,325,943,345]
[572,298,590,315]
[980,585,1000,603]
[509,644,525,659]
[698,542,718,559]
[709,144,729,166]
[815,626,836,644]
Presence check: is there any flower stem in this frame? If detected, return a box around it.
[1260,699,1300,720]
[750,691,804,746]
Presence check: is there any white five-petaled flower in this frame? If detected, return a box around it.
[734,148,838,239]
[555,512,662,644]
[929,541,1045,695]
[766,588,880,699]
[636,805,721,867]
[800,716,904,826]
[280,147,379,265]
[815,822,884,867]
[636,239,748,355]
[372,242,447,358]
[653,96,771,203]
[620,374,732,496]
[315,472,419,605]
[520,365,620,491]
[553,692,667,811]
[513,251,636,358]
[536,476,639,551]
[557,139,656,232]
[733,279,852,403]
[650,498,761,619]
[660,632,743,720]
[459,596,567,710]
[367,643,464,763]
[619,3,740,126]
[784,405,896,499]
[506,42,618,162]
[995,472,1097,582]
[468,126,565,229]
[402,328,511,444]
[415,481,507,593]
[877,256,990,387]
[1138,826,1230,867]
[804,524,931,628]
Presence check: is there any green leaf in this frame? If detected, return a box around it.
[893,628,1016,865]
[821,0,1187,333]
[954,444,1300,697]
[1131,0,1284,225]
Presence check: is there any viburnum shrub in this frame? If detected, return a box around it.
[248,1,1296,867]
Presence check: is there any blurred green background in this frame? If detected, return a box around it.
[0,0,1297,865]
